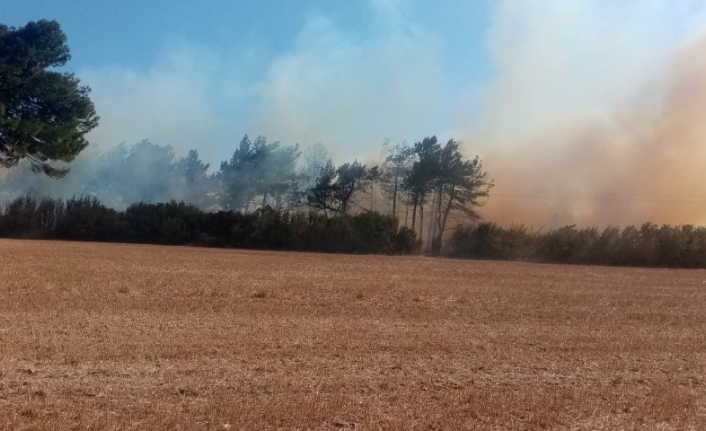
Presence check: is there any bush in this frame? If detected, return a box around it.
[351,211,398,254]
[394,226,420,255]
[53,196,120,241]
[0,195,57,238]
[448,223,537,260]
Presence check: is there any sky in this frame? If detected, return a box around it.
[5,0,492,164]
[5,0,706,226]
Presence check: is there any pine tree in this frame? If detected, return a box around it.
[0,20,98,177]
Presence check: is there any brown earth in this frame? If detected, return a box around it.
[0,239,705,430]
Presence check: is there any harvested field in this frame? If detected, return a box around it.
[1,239,705,430]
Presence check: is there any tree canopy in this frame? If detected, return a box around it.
[218,135,301,211]
[307,160,372,215]
[0,20,98,177]
[394,136,492,254]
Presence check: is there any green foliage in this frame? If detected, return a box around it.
[307,160,372,215]
[0,20,97,176]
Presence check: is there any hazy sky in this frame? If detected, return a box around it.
[6,0,492,163]
[6,0,706,225]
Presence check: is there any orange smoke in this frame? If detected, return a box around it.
[478,32,706,227]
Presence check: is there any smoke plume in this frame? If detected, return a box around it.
[473,1,706,227]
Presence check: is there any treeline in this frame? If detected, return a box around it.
[0,135,492,253]
[448,222,706,268]
[6,193,706,268]
[0,195,418,254]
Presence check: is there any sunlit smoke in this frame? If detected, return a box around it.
[472,1,706,227]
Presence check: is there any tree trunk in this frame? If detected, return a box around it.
[411,196,418,230]
[391,176,398,218]
[427,188,438,248]
[432,184,455,255]
[370,183,374,211]
[419,204,424,241]
[404,202,409,227]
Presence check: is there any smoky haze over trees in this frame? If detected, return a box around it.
[0,19,491,255]
[0,134,492,253]
[218,135,301,212]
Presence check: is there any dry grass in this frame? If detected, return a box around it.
[1,239,705,430]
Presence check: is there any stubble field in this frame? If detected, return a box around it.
[0,239,705,430]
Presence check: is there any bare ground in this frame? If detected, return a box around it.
[0,239,705,430]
